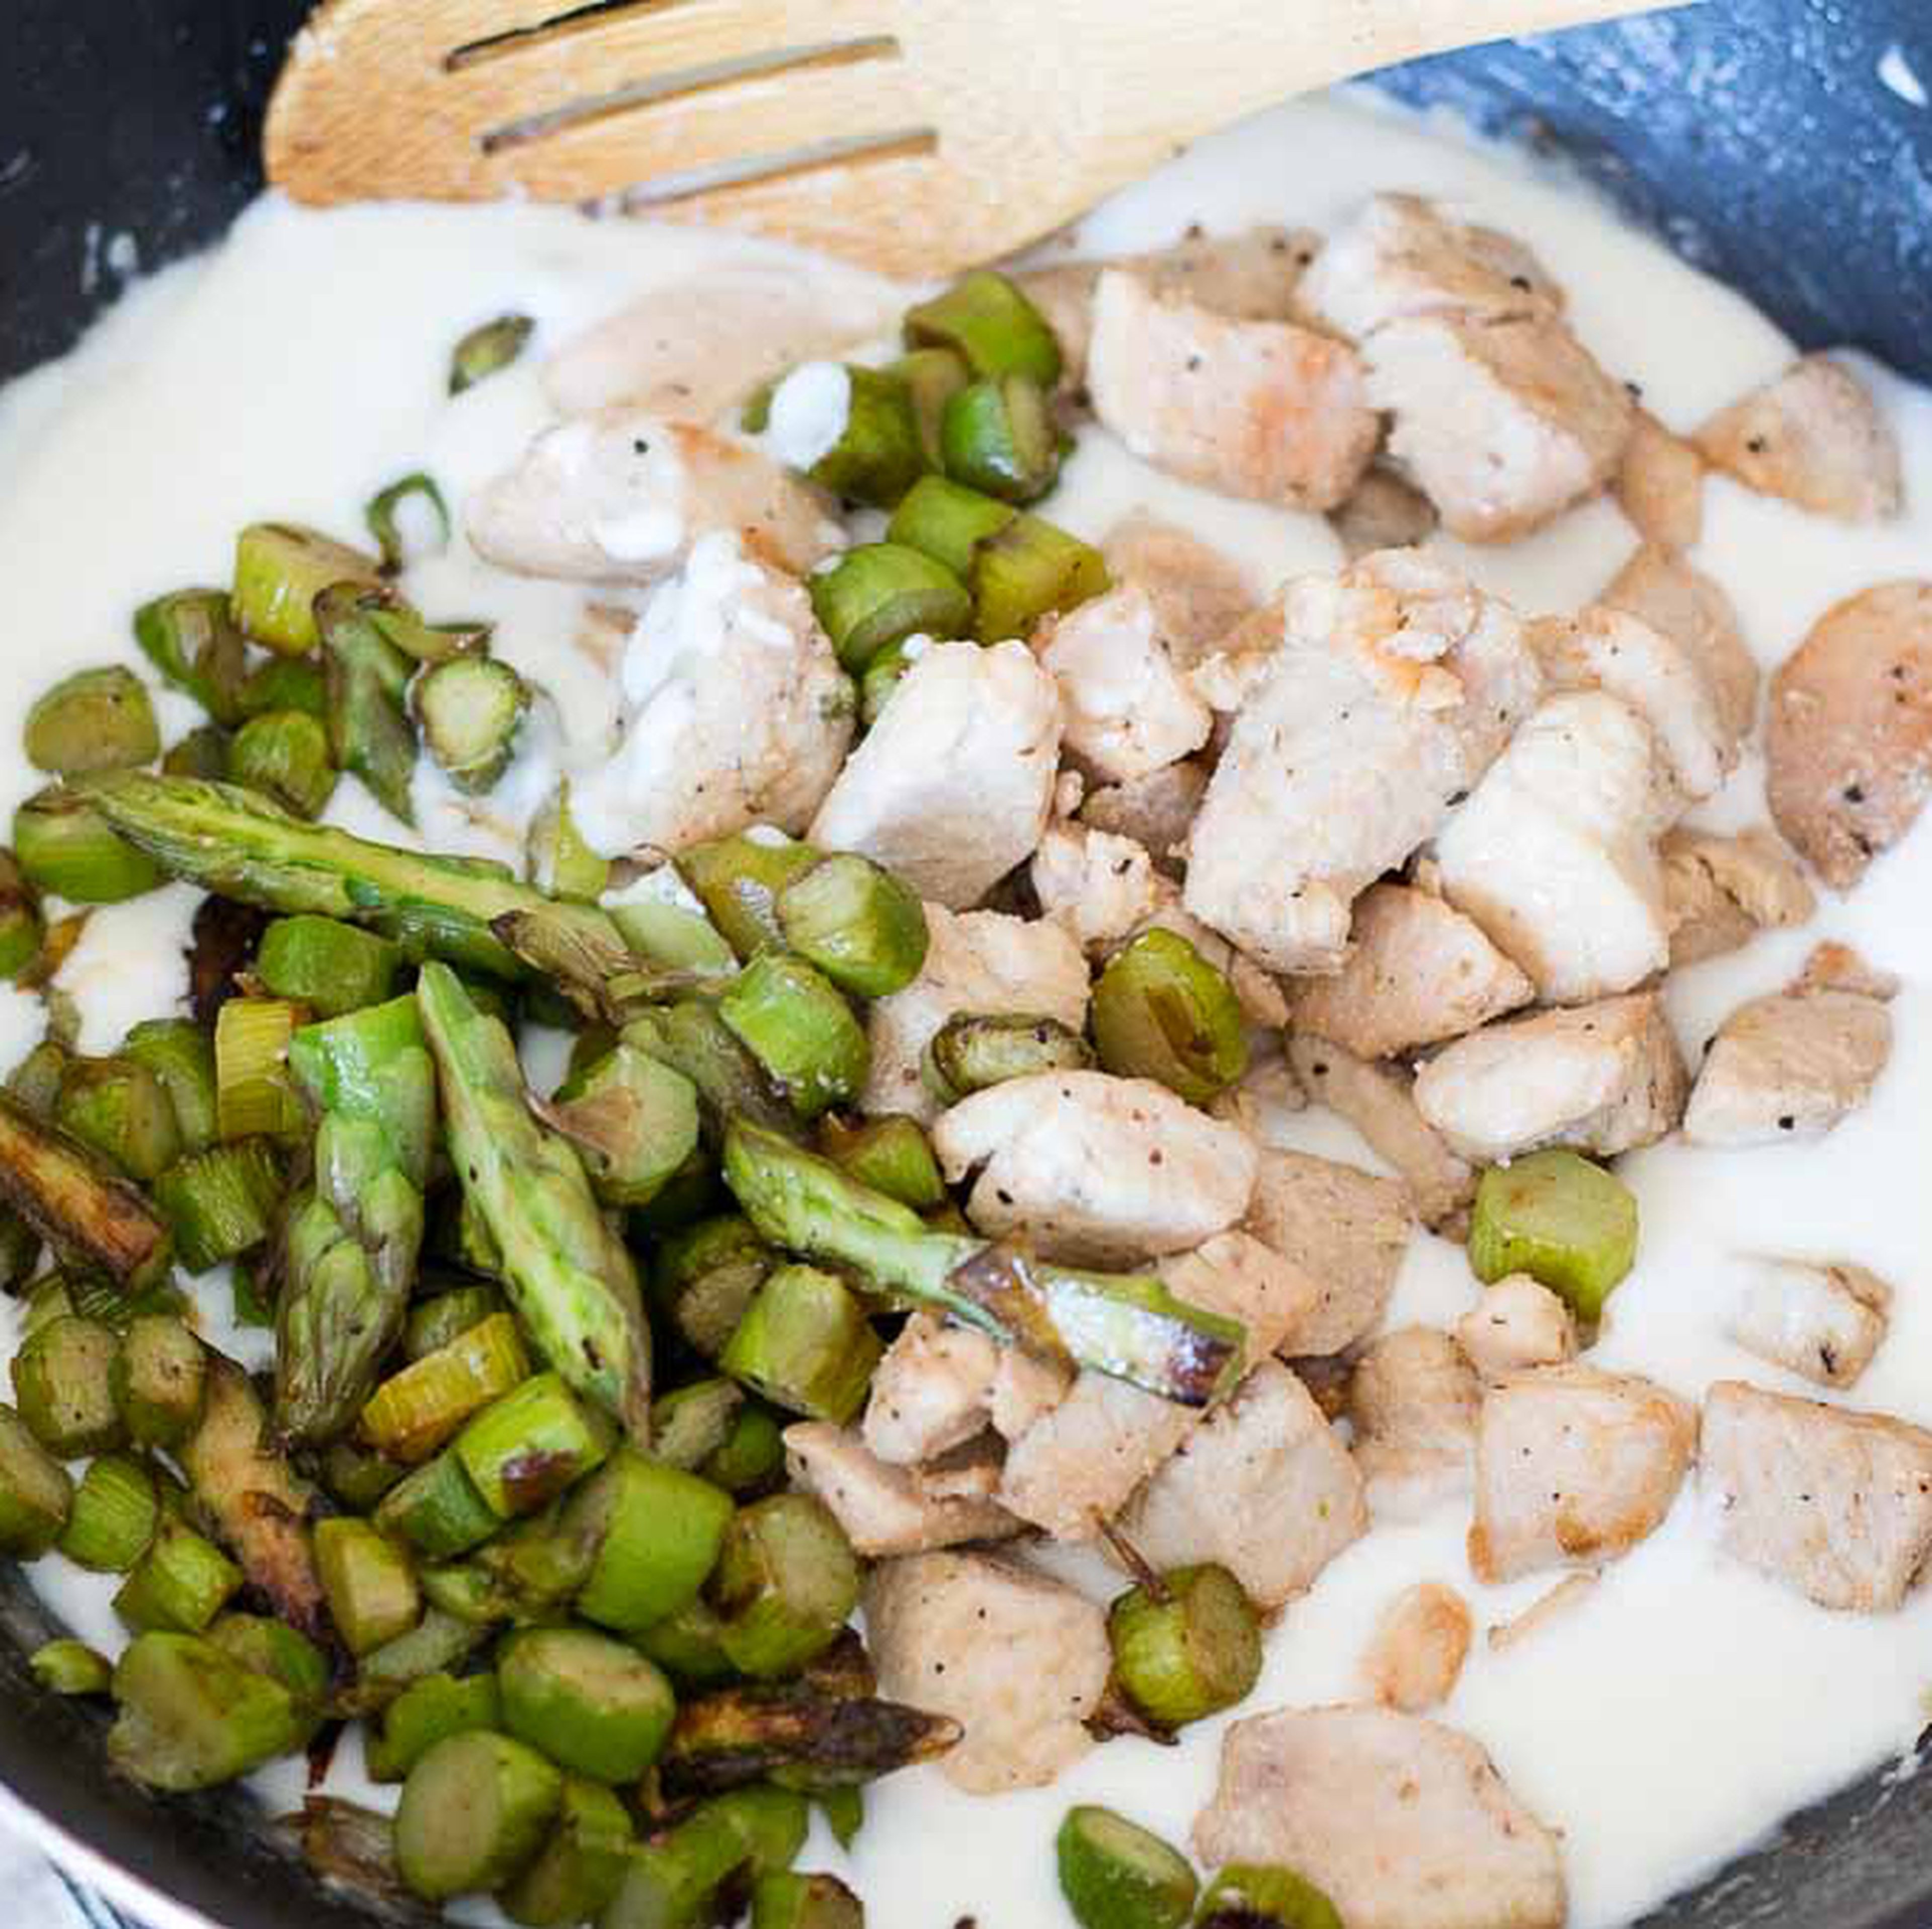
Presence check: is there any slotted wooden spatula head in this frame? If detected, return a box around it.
[266,0,1668,277]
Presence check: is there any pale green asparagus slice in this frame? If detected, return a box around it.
[416,962,651,1438]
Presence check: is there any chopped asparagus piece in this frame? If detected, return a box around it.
[54,1055,182,1182]
[12,1314,124,1456]
[0,851,41,980]
[941,372,1060,502]
[787,363,927,508]
[605,1788,809,1929]
[163,725,233,780]
[13,788,161,903]
[888,346,971,467]
[857,636,918,726]
[1194,1865,1343,1929]
[711,1493,860,1680]
[525,782,611,903]
[323,1437,407,1510]
[364,471,451,573]
[722,1121,1244,1406]
[499,1626,677,1783]
[236,654,329,722]
[655,1213,779,1360]
[135,587,251,727]
[627,1000,801,1143]
[404,1282,505,1360]
[352,1608,491,1708]
[565,1445,734,1635]
[215,995,308,1140]
[153,1137,284,1271]
[316,1516,422,1655]
[418,962,652,1434]
[58,1452,159,1572]
[719,953,870,1120]
[817,1114,944,1210]
[24,667,160,777]
[721,1264,882,1424]
[973,511,1110,642]
[633,1597,737,1690]
[0,1404,73,1555]
[114,1516,243,1634]
[210,1611,330,1708]
[231,521,382,656]
[906,270,1063,386]
[776,853,929,998]
[704,1399,786,1496]
[31,1638,113,1697]
[809,543,972,672]
[375,1445,503,1561]
[450,313,535,394]
[258,914,404,1017]
[361,1310,531,1464]
[886,472,1017,580]
[367,1669,502,1782]
[1108,1564,1262,1730]
[456,1371,614,1518]
[112,1313,207,1448]
[652,1378,746,1473]
[316,584,419,825]
[109,1631,305,1791]
[541,1040,701,1209]
[1469,1149,1639,1322]
[751,1872,865,1929]
[394,1729,562,1901]
[498,1773,633,1928]
[678,832,825,961]
[1057,1806,1200,1929]
[413,655,530,794]
[1092,928,1248,1105]
[925,1010,1094,1103]
[230,707,338,819]
[122,1018,218,1154]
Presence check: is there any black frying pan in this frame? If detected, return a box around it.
[1,3,1930,1925]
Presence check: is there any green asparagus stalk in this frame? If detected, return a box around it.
[1107,1564,1262,1730]
[114,1516,244,1634]
[490,907,699,1025]
[536,1039,701,1210]
[499,1626,677,1783]
[718,953,870,1120]
[722,1121,1245,1406]
[209,1611,330,1709]
[1091,928,1248,1105]
[77,771,625,979]
[720,1265,882,1424]
[24,667,160,777]
[0,1090,171,1285]
[417,962,651,1436]
[317,585,419,825]
[710,1494,860,1680]
[135,587,251,726]
[564,1446,734,1636]
[109,1631,307,1791]
[55,1055,183,1182]
[455,1372,613,1517]
[1057,1807,1199,1929]
[122,1018,219,1154]
[941,372,1061,502]
[153,1137,285,1272]
[413,654,529,794]
[393,1729,561,1902]
[112,1313,207,1447]
[315,1516,422,1655]
[606,1789,809,1929]
[275,995,437,1444]
[214,996,309,1141]
[817,1114,944,1210]
[350,1608,490,1710]
[374,1446,502,1560]
[12,1314,126,1456]
[58,1452,159,1572]
[361,1311,529,1463]
[257,914,404,1018]
[906,269,1063,385]
[775,853,930,999]
[653,1214,778,1361]
[31,1638,114,1697]
[403,1282,505,1360]
[231,522,382,656]
[924,1011,1093,1103]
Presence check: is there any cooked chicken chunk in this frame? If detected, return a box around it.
[1456,1276,1577,1381]
[1682,954,1894,1147]
[864,1551,1111,1791]
[1247,1148,1414,1357]
[1529,604,1737,801]
[1413,993,1688,1163]
[1078,760,1210,873]
[1088,269,1379,511]
[1728,1257,1892,1391]
[783,1424,1020,1557]
[1287,883,1534,1060]
[1616,408,1705,550]
[1195,1705,1566,1929]
[570,535,853,856]
[1469,1365,1696,1583]
[858,904,1088,1125]
[1434,691,1672,1005]
[1602,542,1759,744]
[1287,1037,1477,1234]
[1034,583,1215,783]
[1696,354,1903,522]
[1184,550,1544,973]
[1299,194,1563,340]
[1662,825,1817,967]
[1329,464,1440,560]
[863,1314,1003,1466]
[1348,1327,1481,1521]
[1100,515,1256,664]
[1361,1583,1474,1713]
[466,411,835,584]
[932,1070,1257,1266]
[1365,311,1635,541]
[543,264,893,419]
[810,639,1060,910]
[1765,580,1932,890]
[1119,1360,1367,1606]
[1702,1381,1932,1612]
[1029,822,1163,956]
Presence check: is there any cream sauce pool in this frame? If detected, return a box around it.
[0,91,1927,1929]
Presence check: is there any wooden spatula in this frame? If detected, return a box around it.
[266,0,1665,278]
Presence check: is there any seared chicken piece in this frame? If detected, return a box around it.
[1030,822,1164,956]
[783,1424,1020,1558]
[1682,949,1894,1146]
[1329,465,1439,560]
[1100,515,1257,664]
[1413,993,1688,1163]
[1615,408,1706,551]
[467,411,836,584]
[1662,825,1817,967]
[1702,1381,1932,1611]
[1530,604,1737,801]
[932,1070,1257,1266]
[1119,1360,1367,1607]
[1456,1276,1577,1382]
[858,904,1088,1126]
[1360,1583,1474,1713]
[810,638,1061,910]
[1248,1147,1414,1357]
[1286,882,1534,1060]
[1088,269,1379,511]
[864,1551,1111,1791]
[1034,583,1214,782]
[1184,550,1543,974]
[1347,1327,1482,1521]
[1727,1257,1892,1391]
[1434,691,1672,1005]
[1602,542,1759,744]
[1469,1365,1696,1583]
[1195,1705,1566,1929]
[1696,354,1903,522]
[1765,580,1932,890]
[1078,760,1210,874]
[570,535,853,856]
[1287,1036,1477,1233]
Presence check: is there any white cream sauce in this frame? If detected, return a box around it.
[0,88,1927,1929]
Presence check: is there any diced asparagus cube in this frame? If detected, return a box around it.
[1107,1563,1262,1730]
[678,831,823,960]
[135,587,250,726]
[24,667,160,777]
[367,1669,501,1783]
[114,1517,243,1634]
[721,1264,882,1424]
[375,1449,503,1562]
[905,270,1063,386]
[808,543,971,672]
[718,953,870,1119]
[651,1378,745,1473]
[153,1137,284,1271]
[316,1516,422,1656]
[972,512,1108,644]
[544,1041,701,1210]
[55,1055,182,1182]
[413,655,529,795]
[1056,1805,1199,1929]
[710,1494,859,1679]
[257,914,403,1016]
[924,1010,1093,1103]
[653,1213,777,1361]
[112,1313,208,1448]
[816,1114,944,1210]
[941,372,1060,503]
[885,473,1016,580]
[499,1626,677,1783]
[566,1445,734,1636]
[230,708,338,819]
[13,788,161,903]
[776,852,930,998]
[12,1313,124,1456]
[231,521,381,656]
[122,1018,219,1154]
[31,1638,113,1697]
[1468,1149,1639,1322]
[214,996,308,1141]
[361,1311,532,1463]
[108,1631,305,1790]
[1091,927,1247,1105]
[456,1372,614,1518]
[0,1404,73,1556]
[209,1611,330,1707]
[498,1773,633,1927]
[57,1452,159,1573]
